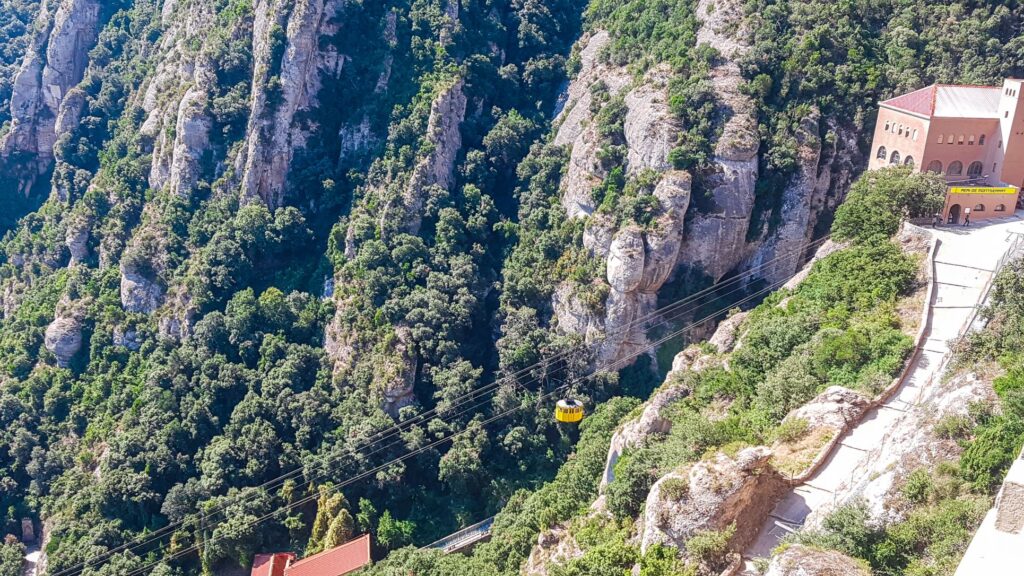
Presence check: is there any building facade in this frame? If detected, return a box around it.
[869,80,1024,223]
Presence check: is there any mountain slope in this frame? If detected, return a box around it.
[0,0,1022,575]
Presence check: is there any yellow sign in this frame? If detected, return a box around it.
[949,186,1018,195]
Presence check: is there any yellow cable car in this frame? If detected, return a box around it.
[554,399,585,423]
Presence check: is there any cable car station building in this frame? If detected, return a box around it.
[869,80,1024,223]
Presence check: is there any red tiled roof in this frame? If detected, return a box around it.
[881,83,1002,118]
[880,85,938,116]
[251,553,295,576]
[286,535,372,576]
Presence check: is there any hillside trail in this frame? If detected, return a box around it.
[742,213,1024,569]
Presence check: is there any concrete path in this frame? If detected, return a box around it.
[743,214,1024,564]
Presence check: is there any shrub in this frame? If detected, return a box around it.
[832,168,946,243]
[772,417,810,443]
[685,524,735,572]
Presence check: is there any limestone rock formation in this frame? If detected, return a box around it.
[524,524,583,576]
[378,327,418,416]
[0,0,102,197]
[239,0,346,207]
[399,78,467,234]
[64,218,89,265]
[640,446,787,554]
[139,1,217,198]
[783,386,871,433]
[676,0,759,283]
[45,315,82,367]
[747,109,822,285]
[764,545,870,576]
[624,77,678,173]
[120,262,164,315]
[708,310,748,354]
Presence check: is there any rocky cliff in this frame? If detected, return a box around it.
[548,0,858,370]
[0,0,101,198]
[238,0,346,208]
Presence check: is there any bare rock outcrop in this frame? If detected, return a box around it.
[624,78,678,173]
[45,316,82,368]
[640,446,787,555]
[120,263,164,315]
[399,78,467,234]
[783,386,871,433]
[378,327,418,417]
[524,524,583,576]
[0,0,101,196]
[746,109,822,285]
[765,545,870,576]
[138,0,217,197]
[676,0,759,283]
[64,217,90,265]
[239,0,346,207]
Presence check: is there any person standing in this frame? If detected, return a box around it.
[964,208,971,227]
[933,213,941,228]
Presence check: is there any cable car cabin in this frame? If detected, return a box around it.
[555,399,584,423]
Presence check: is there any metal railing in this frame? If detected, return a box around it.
[422,516,495,553]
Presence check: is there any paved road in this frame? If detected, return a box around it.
[744,215,1024,563]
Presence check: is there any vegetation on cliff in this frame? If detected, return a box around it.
[0,0,1020,574]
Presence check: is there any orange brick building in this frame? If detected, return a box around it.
[869,81,1024,223]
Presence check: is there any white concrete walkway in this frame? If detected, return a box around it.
[744,214,1024,563]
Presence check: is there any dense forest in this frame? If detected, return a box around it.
[0,0,1022,575]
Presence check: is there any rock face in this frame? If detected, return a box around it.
[0,0,102,197]
[64,218,89,265]
[45,315,82,367]
[239,0,346,208]
[120,262,164,314]
[675,0,759,283]
[397,78,467,235]
[524,524,583,576]
[599,307,746,491]
[639,446,787,555]
[139,1,217,199]
[378,327,418,416]
[783,386,871,433]
[765,545,870,576]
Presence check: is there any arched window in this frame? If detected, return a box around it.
[938,134,944,144]
[995,204,1007,212]
[993,163,998,174]
[968,161,983,177]
[912,129,919,140]
[927,160,943,173]
[898,124,904,136]
[890,150,901,165]
[980,134,986,145]
[948,161,963,176]
[958,134,965,145]
[969,134,976,145]
[904,156,915,167]
[876,146,887,160]
[973,204,985,212]
[884,121,891,132]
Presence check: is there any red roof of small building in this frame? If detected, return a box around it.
[285,534,372,576]
[251,553,296,576]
